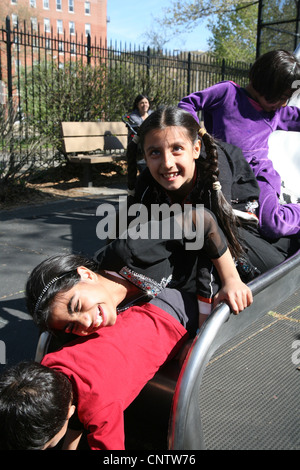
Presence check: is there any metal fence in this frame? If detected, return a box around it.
[256,0,300,57]
[0,16,251,169]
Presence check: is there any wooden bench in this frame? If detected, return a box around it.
[61,121,128,187]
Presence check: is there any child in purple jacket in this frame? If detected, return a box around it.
[178,49,300,240]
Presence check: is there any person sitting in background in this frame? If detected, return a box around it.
[128,94,152,130]
[124,94,152,192]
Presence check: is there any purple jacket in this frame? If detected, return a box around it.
[179,81,300,238]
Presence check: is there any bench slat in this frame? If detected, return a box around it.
[69,154,125,164]
[63,136,105,153]
[61,121,127,137]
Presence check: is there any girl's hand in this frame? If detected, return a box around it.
[212,248,253,315]
[212,278,253,314]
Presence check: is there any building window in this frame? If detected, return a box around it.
[30,0,36,7]
[14,35,21,52]
[69,21,75,35]
[70,42,76,54]
[85,23,91,36]
[44,18,50,33]
[68,0,74,13]
[56,0,62,11]
[12,14,18,27]
[57,19,63,35]
[32,36,38,48]
[43,0,49,10]
[84,1,90,15]
[31,17,38,31]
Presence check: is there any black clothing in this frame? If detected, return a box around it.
[95,209,228,301]
[128,140,295,275]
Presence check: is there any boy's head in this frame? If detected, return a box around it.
[0,361,74,450]
[249,49,300,106]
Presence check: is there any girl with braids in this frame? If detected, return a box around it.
[179,49,300,240]
[126,106,295,320]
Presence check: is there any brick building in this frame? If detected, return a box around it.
[7,0,107,43]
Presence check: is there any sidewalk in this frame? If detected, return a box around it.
[0,184,127,373]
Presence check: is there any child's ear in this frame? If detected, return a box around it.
[77,266,97,281]
[193,139,201,159]
[68,404,76,420]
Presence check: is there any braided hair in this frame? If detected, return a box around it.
[199,130,243,259]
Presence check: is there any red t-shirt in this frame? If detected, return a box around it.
[42,302,188,450]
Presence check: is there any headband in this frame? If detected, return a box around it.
[33,271,73,316]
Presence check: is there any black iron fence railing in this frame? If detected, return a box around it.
[0,16,251,169]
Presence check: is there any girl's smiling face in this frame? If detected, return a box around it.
[143,126,200,197]
[48,267,118,336]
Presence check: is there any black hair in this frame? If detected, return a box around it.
[26,253,98,331]
[249,49,300,102]
[0,361,73,450]
[139,104,200,149]
[138,106,243,259]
